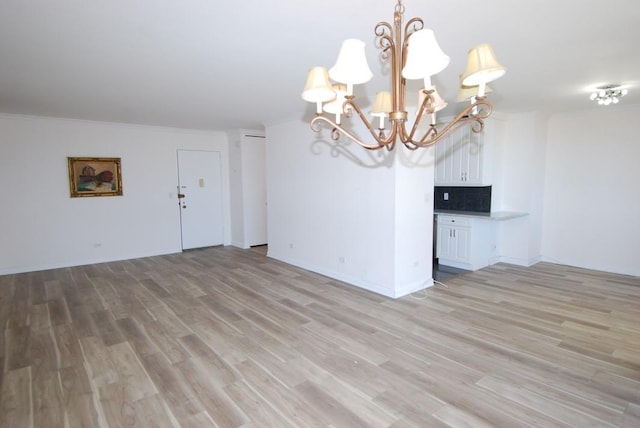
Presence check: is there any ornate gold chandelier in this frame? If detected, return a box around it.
[302,0,506,151]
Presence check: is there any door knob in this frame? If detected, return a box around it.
[178,193,186,199]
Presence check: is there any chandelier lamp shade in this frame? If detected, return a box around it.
[457,76,493,103]
[590,85,629,106]
[301,0,506,151]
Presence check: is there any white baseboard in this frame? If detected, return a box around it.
[495,255,541,267]
[0,247,182,276]
[267,250,433,299]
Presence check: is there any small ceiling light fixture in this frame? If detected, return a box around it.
[590,84,629,106]
[301,0,505,151]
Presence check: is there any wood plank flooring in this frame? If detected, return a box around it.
[1,246,639,427]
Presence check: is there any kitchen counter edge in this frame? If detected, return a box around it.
[434,210,528,221]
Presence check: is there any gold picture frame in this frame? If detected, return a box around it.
[67,157,123,197]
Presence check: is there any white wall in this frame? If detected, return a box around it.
[490,112,548,266]
[0,114,231,274]
[542,105,640,276]
[473,107,640,278]
[228,130,245,247]
[4,105,636,286]
[227,129,267,249]
[265,118,434,298]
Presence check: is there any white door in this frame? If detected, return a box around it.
[177,150,224,250]
[243,135,268,246]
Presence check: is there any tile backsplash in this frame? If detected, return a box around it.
[434,186,492,213]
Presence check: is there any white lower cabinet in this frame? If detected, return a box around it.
[436,215,492,271]
[437,218,470,263]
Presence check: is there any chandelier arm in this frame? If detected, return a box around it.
[406,98,493,149]
[403,17,424,36]
[419,125,439,143]
[378,34,395,59]
[402,89,434,143]
[399,22,411,113]
[402,140,420,151]
[467,98,493,128]
[375,21,393,37]
[391,7,404,117]
[402,123,438,150]
[344,98,397,148]
[375,22,395,64]
[310,115,387,151]
[400,124,437,150]
[416,125,440,145]
[407,120,466,149]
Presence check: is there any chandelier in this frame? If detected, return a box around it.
[590,85,628,106]
[301,0,506,151]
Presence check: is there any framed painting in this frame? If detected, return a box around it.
[67,157,123,197]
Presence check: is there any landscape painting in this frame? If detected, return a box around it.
[67,157,123,197]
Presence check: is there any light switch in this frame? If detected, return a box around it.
[198,178,205,187]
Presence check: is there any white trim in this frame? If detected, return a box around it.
[496,255,541,267]
[267,250,432,299]
[0,248,182,276]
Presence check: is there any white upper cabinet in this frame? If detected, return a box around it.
[434,123,484,185]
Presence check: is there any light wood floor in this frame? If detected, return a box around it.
[1,246,639,427]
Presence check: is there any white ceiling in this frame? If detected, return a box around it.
[1,0,639,131]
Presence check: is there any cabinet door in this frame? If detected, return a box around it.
[437,223,471,263]
[434,124,484,185]
[434,136,453,184]
[453,125,469,183]
[465,130,483,184]
[436,224,453,259]
[453,226,470,262]
[437,215,473,268]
